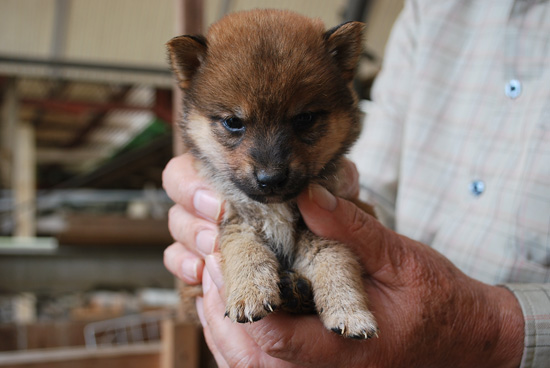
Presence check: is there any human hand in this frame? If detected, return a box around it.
[162,153,223,285]
[197,187,525,368]
[163,154,524,367]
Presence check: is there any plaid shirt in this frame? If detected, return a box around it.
[349,0,550,366]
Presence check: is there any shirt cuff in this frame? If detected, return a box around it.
[502,284,550,367]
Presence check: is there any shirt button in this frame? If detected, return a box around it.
[470,180,485,196]
[505,79,521,99]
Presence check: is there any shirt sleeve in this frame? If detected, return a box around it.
[348,0,421,230]
[503,284,550,368]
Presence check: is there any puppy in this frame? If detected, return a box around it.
[167,9,378,339]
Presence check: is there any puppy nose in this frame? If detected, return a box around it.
[255,168,288,189]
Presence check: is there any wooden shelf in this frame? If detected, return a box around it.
[0,343,161,368]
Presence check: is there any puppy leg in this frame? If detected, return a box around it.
[220,223,281,323]
[294,231,378,339]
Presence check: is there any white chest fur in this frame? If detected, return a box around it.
[222,188,299,262]
[260,202,296,261]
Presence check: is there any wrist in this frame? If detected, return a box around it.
[488,285,524,367]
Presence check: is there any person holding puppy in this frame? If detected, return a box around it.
[164,0,550,366]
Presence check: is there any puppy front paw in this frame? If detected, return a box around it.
[321,307,378,339]
[225,281,281,323]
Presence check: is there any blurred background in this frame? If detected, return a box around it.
[0,0,402,366]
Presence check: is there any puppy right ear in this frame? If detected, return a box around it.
[166,35,207,90]
[324,21,365,82]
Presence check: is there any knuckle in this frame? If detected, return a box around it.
[256,329,299,360]
[163,155,195,206]
[167,205,197,246]
[348,204,370,238]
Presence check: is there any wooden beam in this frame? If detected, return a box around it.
[30,81,70,128]
[21,97,151,116]
[154,89,173,124]
[0,343,160,368]
[179,0,204,35]
[1,78,16,188]
[172,0,204,155]
[12,120,36,237]
[168,3,208,368]
[55,214,173,247]
[6,78,37,237]
[65,85,133,148]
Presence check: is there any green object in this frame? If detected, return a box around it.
[113,118,170,157]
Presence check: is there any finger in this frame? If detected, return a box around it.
[162,154,223,222]
[163,242,204,284]
[245,311,379,368]
[200,269,296,368]
[196,297,230,368]
[162,154,202,205]
[297,184,404,276]
[204,253,225,291]
[168,204,219,256]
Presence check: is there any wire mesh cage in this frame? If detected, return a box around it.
[84,310,174,348]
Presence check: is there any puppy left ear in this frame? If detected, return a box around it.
[166,35,207,90]
[324,21,365,82]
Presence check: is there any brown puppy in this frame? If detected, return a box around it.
[167,9,377,339]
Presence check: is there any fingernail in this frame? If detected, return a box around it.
[309,184,338,211]
[196,229,217,256]
[181,258,199,282]
[194,189,222,222]
[202,267,212,294]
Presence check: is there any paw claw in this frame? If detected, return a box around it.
[346,326,379,340]
[324,309,378,339]
[225,294,280,324]
[236,315,247,324]
[348,333,367,340]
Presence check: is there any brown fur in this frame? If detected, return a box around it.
[167,9,377,339]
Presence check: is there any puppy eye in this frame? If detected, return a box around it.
[292,112,317,130]
[222,117,245,133]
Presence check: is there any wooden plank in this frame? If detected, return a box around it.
[26,322,88,350]
[160,320,200,368]
[0,322,89,352]
[56,214,172,247]
[0,325,18,352]
[0,343,160,368]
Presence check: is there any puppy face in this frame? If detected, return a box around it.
[168,10,364,203]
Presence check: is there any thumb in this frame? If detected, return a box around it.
[297,185,403,276]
